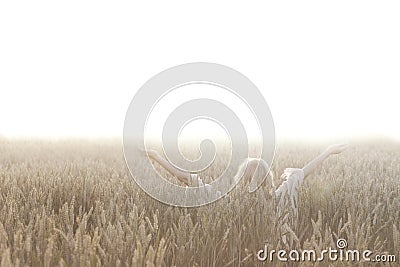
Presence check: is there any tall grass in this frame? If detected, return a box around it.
[0,139,399,266]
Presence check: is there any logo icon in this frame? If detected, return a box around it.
[123,62,275,207]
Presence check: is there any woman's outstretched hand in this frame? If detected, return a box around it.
[302,143,349,178]
[326,144,349,155]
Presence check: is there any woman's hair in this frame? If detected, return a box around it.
[233,158,275,193]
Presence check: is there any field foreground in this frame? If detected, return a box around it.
[0,139,399,266]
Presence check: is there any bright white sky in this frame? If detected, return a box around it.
[0,1,399,142]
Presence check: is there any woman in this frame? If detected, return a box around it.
[144,144,348,216]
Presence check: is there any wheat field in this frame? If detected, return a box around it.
[0,139,399,266]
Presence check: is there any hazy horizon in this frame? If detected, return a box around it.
[1,1,399,141]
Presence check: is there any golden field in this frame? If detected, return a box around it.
[0,139,399,266]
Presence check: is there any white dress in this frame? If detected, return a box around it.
[274,168,305,218]
[186,168,304,216]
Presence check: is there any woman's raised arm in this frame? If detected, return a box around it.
[302,144,348,179]
[144,149,190,185]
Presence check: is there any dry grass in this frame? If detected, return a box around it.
[0,139,399,266]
